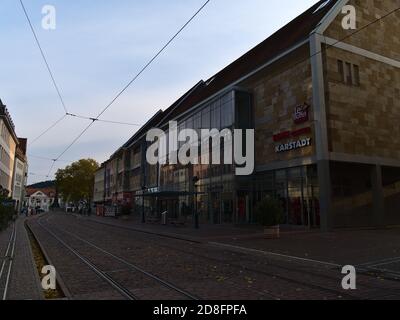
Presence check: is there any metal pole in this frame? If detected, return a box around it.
[193,177,199,229]
[194,190,199,229]
[142,193,145,223]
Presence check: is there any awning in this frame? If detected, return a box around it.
[135,191,205,198]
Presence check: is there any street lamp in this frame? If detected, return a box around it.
[192,176,200,229]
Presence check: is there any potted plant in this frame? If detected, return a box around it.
[254,196,284,239]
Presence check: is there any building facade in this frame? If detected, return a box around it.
[25,187,56,212]
[0,101,19,197]
[93,164,105,215]
[12,138,28,212]
[94,0,400,230]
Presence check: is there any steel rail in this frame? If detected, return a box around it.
[36,220,138,300]
[0,223,17,300]
[40,217,200,300]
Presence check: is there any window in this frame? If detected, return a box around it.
[337,60,345,82]
[337,60,360,86]
[221,100,234,128]
[202,107,210,129]
[353,64,360,86]
[345,62,352,85]
[211,101,221,129]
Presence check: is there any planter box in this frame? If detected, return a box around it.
[264,225,280,239]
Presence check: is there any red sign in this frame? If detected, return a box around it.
[293,103,310,124]
[273,127,311,142]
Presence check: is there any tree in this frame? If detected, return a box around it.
[254,196,284,227]
[0,187,15,230]
[55,159,99,205]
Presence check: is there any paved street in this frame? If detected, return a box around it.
[13,212,398,300]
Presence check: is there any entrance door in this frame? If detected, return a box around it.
[237,194,250,224]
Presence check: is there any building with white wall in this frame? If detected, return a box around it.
[26,187,56,212]
[0,100,19,197]
[12,138,28,211]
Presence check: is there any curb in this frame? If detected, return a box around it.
[78,215,203,244]
[25,217,72,299]
[19,218,46,301]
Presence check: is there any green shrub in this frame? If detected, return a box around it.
[254,196,284,227]
[120,204,132,216]
[0,204,15,231]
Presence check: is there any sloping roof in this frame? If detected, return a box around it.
[18,138,28,154]
[103,0,339,161]
[159,0,339,124]
[28,181,55,189]
[0,102,19,143]
[26,187,56,198]
[107,80,207,161]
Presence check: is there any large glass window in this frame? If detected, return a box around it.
[202,106,210,129]
[211,100,221,129]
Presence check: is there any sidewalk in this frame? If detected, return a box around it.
[76,213,274,243]
[0,223,13,261]
[6,217,43,300]
[79,213,400,268]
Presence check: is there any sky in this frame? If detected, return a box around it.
[0,0,317,184]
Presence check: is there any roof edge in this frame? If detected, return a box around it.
[312,0,350,34]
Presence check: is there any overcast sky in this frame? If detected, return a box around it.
[0,0,317,184]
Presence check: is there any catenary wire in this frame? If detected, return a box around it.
[19,0,68,114]
[46,0,212,172]
[40,4,400,178]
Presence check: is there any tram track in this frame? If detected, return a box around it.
[73,214,400,286]
[0,223,16,300]
[45,214,370,300]
[29,216,200,300]
[60,214,398,297]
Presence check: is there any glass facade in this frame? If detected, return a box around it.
[157,90,240,224]
[254,165,320,228]
[126,89,321,228]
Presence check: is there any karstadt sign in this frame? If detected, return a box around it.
[275,138,312,153]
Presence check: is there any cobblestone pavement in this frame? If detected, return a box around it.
[0,218,43,300]
[0,223,13,262]
[7,218,44,300]
[81,213,400,267]
[0,223,14,298]
[26,213,400,300]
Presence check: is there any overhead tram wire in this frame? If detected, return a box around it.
[28,154,73,163]
[45,0,212,174]
[44,4,399,177]
[20,0,145,151]
[29,172,53,178]
[29,114,67,147]
[19,0,68,115]
[66,113,142,127]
